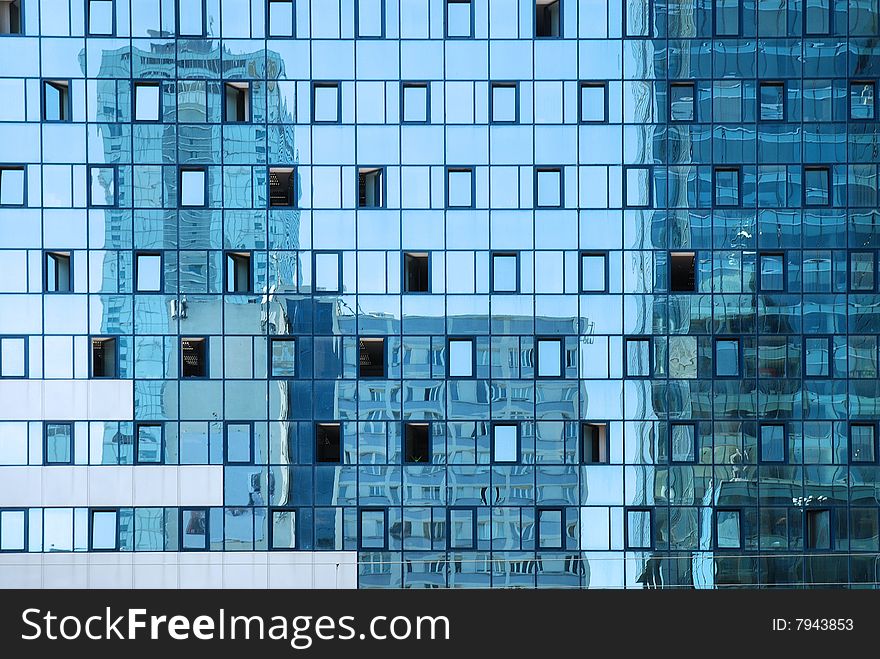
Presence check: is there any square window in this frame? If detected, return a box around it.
[805,0,830,34]
[850,252,875,292]
[448,338,474,378]
[491,83,518,123]
[760,423,786,462]
[759,253,784,291]
[851,81,875,120]
[136,252,162,292]
[180,168,206,207]
[447,168,473,208]
[313,83,340,123]
[0,510,26,551]
[716,510,741,549]
[625,337,651,377]
[358,167,384,208]
[851,424,876,463]
[89,166,116,206]
[269,167,295,206]
[404,423,430,463]
[226,423,253,464]
[492,424,519,463]
[805,337,830,377]
[536,168,562,208]
[671,423,696,462]
[446,0,473,38]
[91,337,117,378]
[134,82,160,121]
[669,82,695,121]
[359,509,386,549]
[271,338,296,378]
[45,423,72,464]
[43,80,70,122]
[88,0,114,35]
[804,166,830,206]
[358,338,385,377]
[45,252,71,293]
[402,83,429,123]
[580,252,607,293]
[225,251,251,293]
[714,168,740,206]
[538,509,563,549]
[449,508,475,549]
[0,337,26,378]
[271,509,296,549]
[181,337,208,378]
[715,338,740,377]
[136,423,163,464]
[316,423,341,463]
[0,167,25,206]
[268,0,294,37]
[224,82,250,122]
[715,0,740,35]
[535,0,561,37]
[537,338,562,378]
[357,0,384,37]
[669,251,696,292]
[491,253,518,293]
[581,422,609,464]
[760,82,785,121]
[626,509,652,549]
[806,509,830,549]
[579,82,607,123]
[181,509,208,550]
[178,0,205,36]
[0,0,21,34]
[90,510,118,550]
[314,252,340,293]
[624,167,652,207]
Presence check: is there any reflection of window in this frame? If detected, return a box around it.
[805,336,830,377]
[358,167,384,208]
[581,422,608,464]
[312,82,340,123]
[92,337,117,378]
[224,81,250,122]
[804,166,830,206]
[805,0,830,34]
[536,167,562,208]
[134,82,160,121]
[579,82,607,123]
[0,337,26,378]
[716,510,741,549]
[759,81,784,121]
[404,423,430,463]
[358,338,385,378]
[226,423,253,464]
[180,167,206,207]
[178,0,206,36]
[491,252,518,293]
[713,80,742,122]
[404,252,430,293]
[0,166,24,206]
[535,0,561,37]
[805,509,830,550]
[181,508,208,550]
[45,422,73,465]
[715,338,740,377]
[449,508,475,549]
[271,509,296,549]
[625,337,651,377]
[759,252,784,291]
[0,0,21,34]
[580,252,607,292]
[671,423,696,463]
[402,82,429,123]
[851,423,876,463]
[225,251,252,293]
[446,168,474,208]
[88,0,114,35]
[625,508,652,549]
[670,251,696,292]
[135,252,162,292]
[714,167,740,206]
[359,508,386,549]
[492,424,519,463]
[537,508,563,549]
[448,338,474,378]
[45,252,71,293]
[181,337,208,378]
[88,165,116,206]
[357,0,384,37]
[136,423,164,464]
[669,82,695,121]
[760,423,786,462]
[537,338,562,378]
[43,80,70,122]
[314,252,341,293]
[269,167,295,207]
[490,82,518,123]
[850,251,875,292]
[268,0,294,37]
[270,338,296,378]
[446,0,473,38]
[316,423,341,463]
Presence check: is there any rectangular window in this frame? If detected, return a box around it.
[625,337,651,377]
[625,509,652,549]
[178,0,205,36]
[134,82,160,121]
[536,167,563,208]
[716,510,741,549]
[45,422,73,465]
[357,0,384,37]
[269,167,295,207]
[271,509,296,549]
[358,338,385,378]
[0,0,21,34]
[88,165,116,206]
[136,422,163,464]
[537,508,564,549]
[224,82,250,122]
[268,0,294,37]
[225,251,251,293]
[226,423,253,464]
[805,0,830,34]
[805,336,830,377]
[850,81,876,120]
[805,509,830,550]
[850,251,876,292]
[669,251,696,292]
[404,423,431,463]
[0,166,24,206]
[669,82,695,121]
[314,252,341,293]
[402,82,429,123]
[715,0,740,35]
[715,338,740,377]
[43,80,70,122]
[88,0,114,35]
[760,423,786,462]
[91,337,117,378]
[0,510,26,552]
[492,424,519,463]
[671,423,696,463]
[581,422,609,464]
[536,338,562,378]
[851,423,876,463]
[446,0,473,38]
[448,338,474,378]
[535,0,561,37]
[759,252,785,291]
[270,338,296,378]
[714,167,740,206]
[181,508,208,550]
[177,80,207,122]
[358,167,384,208]
[45,252,71,292]
[713,80,742,122]
[316,423,341,463]
[90,510,118,550]
[0,337,26,378]
[579,82,607,123]
[359,509,386,550]
[404,252,430,293]
[759,81,785,121]
[448,508,475,549]
[312,82,340,123]
[804,166,830,206]
[490,82,518,123]
[446,168,474,208]
[135,252,162,292]
[180,168,206,207]
[181,337,208,378]
[624,167,652,207]
[580,252,607,293]
[625,0,651,36]
[491,252,518,293]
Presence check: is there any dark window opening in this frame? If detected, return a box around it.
[715,167,740,206]
[404,252,429,293]
[0,0,21,34]
[669,251,696,292]
[535,0,561,37]
[224,81,250,122]
[226,251,251,293]
[46,252,71,292]
[358,167,383,208]
[806,509,831,550]
[43,80,70,121]
[91,337,117,378]
[316,423,341,463]
[405,423,430,463]
[181,337,207,378]
[582,422,609,464]
[358,338,385,378]
[269,167,294,206]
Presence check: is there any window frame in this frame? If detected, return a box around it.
[535,337,563,379]
[580,421,610,465]
[0,0,23,36]
[669,80,696,122]
[315,422,342,464]
[357,166,386,209]
[269,507,298,550]
[311,81,341,124]
[222,80,252,123]
[90,335,118,379]
[134,251,163,293]
[850,80,877,121]
[490,81,519,124]
[225,421,255,465]
[578,81,609,124]
[87,164,118,208]
[176,0,207,37]
[713,166,741,208]
[179,507,210,551]
[849,250,876,293]
[0,165,26,207]
[445,166,475,209]
[269,337,297,379]
[803,165,831,207]
[180,336,210,380]
[669,421,698,464]
[356,0,386,39]
[0,335,28,379]
[759,422,788,464]
[579,251,609,293]
[535,166,564,209]
[268,166,296,207]
[267,0,296,38]
[758,80,786,122]
[358,336,386,379]
[43,421,74,466]
[44,250,73,294]
[179,166,208,208]
[87,0,116,36]
[358,507,388,550]
[0,509,28,553]
[714,336,742,378]
[714,0,742,36]
[135,421,165,465]
[623,165,653,208]
[447,507,477,550]
[89,508,119,551]
[804,0,832,36]
[224,250,253,294]
[447,337,476,379]
[490,251,520,294]
[804,508,832,551]
[624,336,652,378]
[624,507,654,550]
[491,422,520,464]
[803,335,832,379]
[850,422,878,464]
[313,250,342,294]
[400,81,430,124]
[404,422,432,464]
[133,80,162,123]
[669,250,697,293]
[41,79,71,123]
[758,251,786,292]
[714,508,742,550]
[445,0,474,39]
[536,507,565,550]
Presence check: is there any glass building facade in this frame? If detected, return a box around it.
[0,0,879,589]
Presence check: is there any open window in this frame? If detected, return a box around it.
[316,423,341,463]
[358,338,385,378]
[181,337,208,378]
[269,167,295,206]
[581,422,609,464]
[45,251,71,292]
[91,337,117,378]
[43,80,70,122]
[0,166,24,206]
[669,251,696,292]
[225,251,252,293]
[535,0,561,37]
[358,167,384,208]
[405,423,430,463]
[805,509,831,550]
[404,252,430,293]
[0,0,21,34]
[134,82,160,121]
[224,82,250,122]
